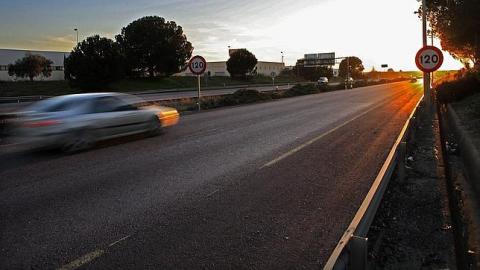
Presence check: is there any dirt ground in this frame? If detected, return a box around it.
[367,110,456,269]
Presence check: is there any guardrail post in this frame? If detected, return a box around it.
[398,141,407,182]
[349,235,368,270]
[409,117,416,143]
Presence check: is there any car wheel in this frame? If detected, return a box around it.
[61,130,95,153]
[148,117,162,136]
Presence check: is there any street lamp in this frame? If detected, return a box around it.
[281,51,284,63]
[74,28,79,45]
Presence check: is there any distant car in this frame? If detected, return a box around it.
[13,93,179,152]
[317,77,329,87]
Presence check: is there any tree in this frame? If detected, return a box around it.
[339,57,364,79]
[8,53,53,81]
[116,16,193,77]
[226,49,258,79]
[423,0,480,69]
[64,35,126,88]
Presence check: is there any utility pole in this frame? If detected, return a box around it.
[422,0,432,110]
[429,29,435,87]
[346,56,350,89]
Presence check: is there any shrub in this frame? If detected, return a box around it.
[283,84,319,97]
[222,89,270,105]
[437,72,480,103]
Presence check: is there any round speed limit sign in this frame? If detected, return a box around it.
[415,46,444,72]
[188,55,207,75]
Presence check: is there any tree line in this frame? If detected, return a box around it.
[7,16,260,87]
[7,15,368,86]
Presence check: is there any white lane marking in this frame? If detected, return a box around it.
[206,189,219,197]
[57,235,131,270]
[260,97,397,169]
[108,234,131,247]
[57,249,105,270]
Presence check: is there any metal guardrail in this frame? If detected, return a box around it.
[0,95,49,104]
[323,96,424,270]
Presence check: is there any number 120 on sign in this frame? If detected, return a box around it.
[415,46,444,73]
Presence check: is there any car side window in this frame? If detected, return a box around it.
[92,97,124,113]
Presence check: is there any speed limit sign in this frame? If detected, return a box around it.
[415,46,444,72]
[188,55,207,75]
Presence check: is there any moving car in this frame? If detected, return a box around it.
[13,93,179,152]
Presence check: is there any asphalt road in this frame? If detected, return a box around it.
[0,81,423,269]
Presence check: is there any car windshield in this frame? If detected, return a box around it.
[27,96,84,112]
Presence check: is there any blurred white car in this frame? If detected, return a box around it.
[13,93,179,152]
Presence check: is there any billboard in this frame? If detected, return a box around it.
[304,52,335,67]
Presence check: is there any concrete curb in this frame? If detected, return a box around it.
[446,104,480,185]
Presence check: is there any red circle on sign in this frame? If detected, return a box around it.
[188,55,207,75]
[415,46,444,73]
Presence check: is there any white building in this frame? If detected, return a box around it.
[176,61,285,77]
[0,49,69,81]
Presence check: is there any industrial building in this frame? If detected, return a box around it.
[175,60,285,77]
[0,49,69,81]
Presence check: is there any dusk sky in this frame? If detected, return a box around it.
[0,0,463,70]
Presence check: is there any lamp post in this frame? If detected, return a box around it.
[427,29,435,86]
[281,51,284,63]
[74,28,79,45]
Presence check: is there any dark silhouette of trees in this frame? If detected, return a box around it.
[226,49,258,79]
[65,35,126,88]
[116,16,193,77]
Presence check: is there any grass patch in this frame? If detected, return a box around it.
[0,80,80,97]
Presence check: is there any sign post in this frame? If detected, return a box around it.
[415,45,443,115]
[188,55,207,111]
[271,71,276,90]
